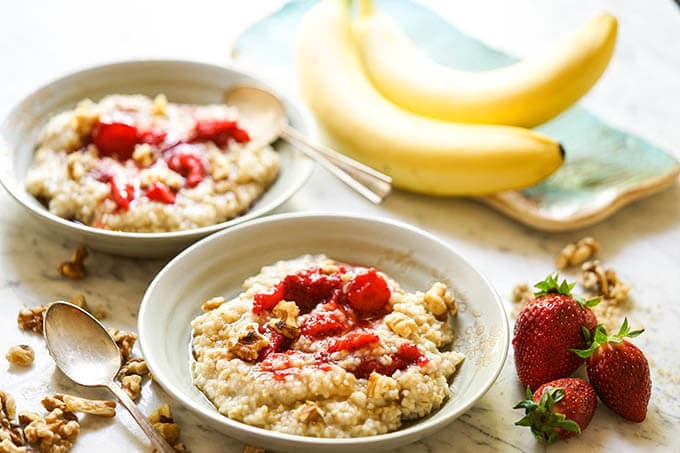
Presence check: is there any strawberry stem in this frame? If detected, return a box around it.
[533,273,600,309]
[570,317,644,359]
[514,386,581,443]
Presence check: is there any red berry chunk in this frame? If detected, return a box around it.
[107,176,134,211]
[190,119,250,147]
[137,128,167,146]
[300,312,346,338]
[328,332,379,353]
[252,268,344,314]
[91,121,139,160]
[257,326,289,361]
[346,269,391,314]
[145,181,176,204]
[352,343,426,379]
[165,145,206,188]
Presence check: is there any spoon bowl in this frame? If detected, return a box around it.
[225,85,392,203]
[44,302,121,386]
[43,302,175,453]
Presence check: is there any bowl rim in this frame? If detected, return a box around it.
[0,58,314,241]
[138,211,510,446]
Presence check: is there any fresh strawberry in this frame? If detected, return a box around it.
[513,274,599,390]
[571,318,650,422]
[514,377,597,443]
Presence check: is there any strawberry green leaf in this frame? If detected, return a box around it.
[533,273,576,298]
[570,319,645,359]
[514,386,580,444]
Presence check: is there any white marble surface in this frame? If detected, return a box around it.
[1,1,679,452]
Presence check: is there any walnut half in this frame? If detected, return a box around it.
[269,301,300,339]
[5,345,34,367]
[229,324,269,361]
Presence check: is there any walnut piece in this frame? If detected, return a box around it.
[298,401,324,424]
[148,404,185,451]
[580,260,630,301]
[61,395,115,418]
[510,283,534,317]
[132,143,156,167]
[229,324,269,361]
[366,372,399,400]
[17,306,47,334]
[201,296,225,312]
[23,408,80,453]
[269,301,300,339]
[120,375,142,401]
[57,245,88,280]
[106,328,137,362]
[555,237,601,270]
[152,94,168,116]
[5,345,34,367]
[423,282,456,319]
[0,391,26,452]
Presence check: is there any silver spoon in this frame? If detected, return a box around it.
[224,85,392,204]
[43,302,175,453]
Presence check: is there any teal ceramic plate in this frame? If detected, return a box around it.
[232,0,679,231]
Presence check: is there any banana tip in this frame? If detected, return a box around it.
[559,143,566,160]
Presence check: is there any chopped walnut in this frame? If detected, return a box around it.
[132,143,156,167]
[62,395,115,418]
[0,392,26,452]
[119,357,149,377]
[242,446,265,453]
[68,294,107,320]
[384,312,417,338]
[120,375,142,401]
[5,345,34,367]
[57,245,88,280]
[269,301,300,339]
[580,260,630,301]
[17,306,47,334]
[423,283,456,320]
[106,328,137,362]
[23,408,80,453]
[66,154,86,181]
[201,296,225,312]
[229,324,269,361]
[148,404,185,450]
[298,401,324,424]
[153,94,168,116]
[555,237,601,270]
[510,283,534,317]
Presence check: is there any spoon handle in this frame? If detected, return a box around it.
[282,126,392,204]
[107,382,176,453]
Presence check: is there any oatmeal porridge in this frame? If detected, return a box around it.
[26,94,280,232]
[191,255,464,437]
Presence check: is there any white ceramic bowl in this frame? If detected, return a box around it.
[0,60,313,257]
[138,213,509,452]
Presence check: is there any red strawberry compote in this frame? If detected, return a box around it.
[26,94,279,232]
[191,255,464,437]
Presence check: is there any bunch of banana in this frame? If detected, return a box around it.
[295,0,616,195]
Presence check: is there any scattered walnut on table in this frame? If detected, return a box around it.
[106,328,137,363]
[510,283,534,317]
[0,391,27,453]
[118,356,150,400]
[61,395,115,418]
[5,345,34,367]
[269,301,300,339]
[120,375,143,401]
[57,245,88,280]
[580,260,631,331]
[17,306,47,334]
[22,408,80,453]
[555,237,601,270]
[148,404,187,452]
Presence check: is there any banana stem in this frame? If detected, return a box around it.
[358,0,374,17]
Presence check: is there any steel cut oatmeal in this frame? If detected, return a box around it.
[191,255,464,437]
[26,94,279,232]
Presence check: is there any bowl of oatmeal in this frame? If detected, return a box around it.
[0,60,314,257]
[138,213,509,451]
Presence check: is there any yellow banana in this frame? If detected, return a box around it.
[295,0,564,196]
[354,1,617,127]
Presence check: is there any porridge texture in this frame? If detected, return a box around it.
[26,94,280,232]
[191,255,464,437]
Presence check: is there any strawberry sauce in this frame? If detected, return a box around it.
[251,266,428,379]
